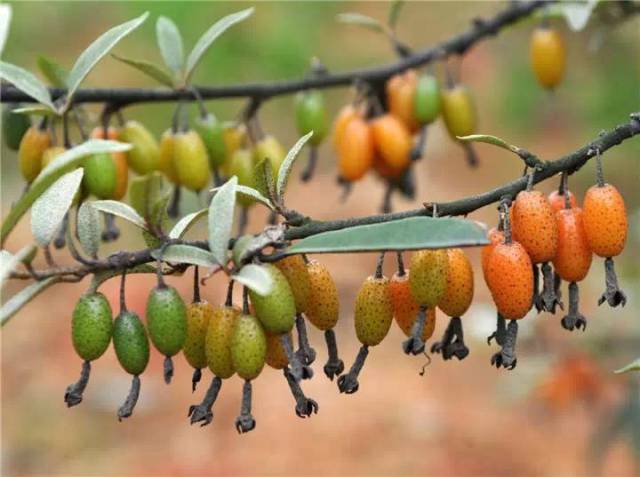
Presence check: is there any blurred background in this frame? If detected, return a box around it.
[1,2,639,476]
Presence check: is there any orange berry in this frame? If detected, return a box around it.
[305,260,339,331]
[265,331,291,370]
[386,70,420,133]
[486,241,534,320]
[548,190,577,213]
[511,190,558,263]
[370,114,412,173]
[18,126,51,183]
[438,248,474,318]
[354,276,393,347]
[389,272,435,341]
[332,104,358,148]
[275,255,312,314]
[408,249,449,308]
[481,227,505,281]
[582,183,627,258]
[336,114,374,182]
[553,208,592,282]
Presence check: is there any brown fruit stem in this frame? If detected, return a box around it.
[225,280,235,307]
[526,169,535,191]
[490,320,518,370]
[431,316,469,361]
[561,281,587,331]
[595,148,605,187]
[283,368,318,418]
[375,252,385,279]
[336,176,353,203]
[380,182,394,214]
[410,125,428,161]
[235,380,256,434]
[163,356,174,385]
[168,186,181,219]
[323,329,344,380]
[540,262,563,313]
[300,146,319,182]
[599,258,627,308]
[192,266,200,303]
[558,170,568,196]
[101,213,120,242]
[532,263,544,313]
[396,251,406,277]
[337,345,369,394]
[64,360,91,407]
[295,314,316,366]
[117,375,141,421]
[403,304,428,355]
[280,333,305,382]
[188,376,222,427]
[242,286,249,314]
[487,313,507,346]
[500,197,512,244]
[119,268,127,313]
[191,368,202,393]
[462,142,479,168]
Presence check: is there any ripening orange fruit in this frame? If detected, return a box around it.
[438,248,474,318]
[332,104,358,148]
[18,126,51,183]
[409,249,449,308]
[336,114,374,182]
[370,114,412,173]
[530,26,566,90]
[389,271,436,342]
[548,190,577,213]
[511,190,558,264]
[486,241,534,320]
[91,127,128,200]
[305,260,339,331]
[553,208,592,283]
[386,70,420,133]
[582,183,627,258]
[354,275,393,347]
[265,331,291,370]
[481,227,505,281]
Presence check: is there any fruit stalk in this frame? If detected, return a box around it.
[323,329,344,380]
[188,376,222,427]
[64,360,91,407]
[117,375,141,421]
[561,281,587,332]
[283,368,319,418]
[491,320,518,370]
[403,304,428,355]
[337,345,369,394]
[295,314,316,365]
[235,380,256,434]
[599,258,627,308]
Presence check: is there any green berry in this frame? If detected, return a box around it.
[248,263,296,334]
[83,152,117,199]
[414,74,441,125]
[71,292,113,362]
[119,120,160,175]
[295,90,328,145]
[113,311,150,376]
[3,105,31,151]
[230,313,267,381]
[228,149,256,207]
[146,285,187,357]
[194,113,227,169]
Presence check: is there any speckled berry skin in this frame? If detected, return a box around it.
[390,272,436,341]
[305,260,339,331]
[370,114,412,173]
[183,302,214,370]
[354,276,393,347]
[438,248,474,318]
[275,255,312,314]
[205,305,241,379]
[553,208,592,282]
[249,264,296,334]
[19,126,51,183]
[511,190,558,264]
[486,242,534,320]
[265,331,291,370]
[230,314,267,381]
[113,311,150,376]
[548,190,577,213]
[146,286,187,357]
[530,27,566,90]
[71,293,113,362]
[481,228,505,281]
[408,250,449,308]
[582,184,627,258]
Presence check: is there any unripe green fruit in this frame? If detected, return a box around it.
[183,301,214,370]
[194,114,227,169]
[113,310,150,376]
[354,276,393,346]
[274,255,312,314]
[414,74,441,125]
[248,264,296,334]
[295,90,328,145]
[253,135,285,180]
[173,130,210,191]
[120,120,160,175]
[441,85,476,139]
[205,305,241,379]
[3,105,31,150]
[228,149,256,207]
[83,152,117,199]
[146,285,188,357]
[409,250,449,307]
[71,292,113,362]
[230,313,267,381]
[232,234,253,268]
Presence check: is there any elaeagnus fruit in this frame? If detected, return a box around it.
[295,90,328,145]
[83,152,117,199]
[386,70,419,133]
[370,114,412,175]
[248,264,296,334]
[173,129,211,191]
[228,148,256,207]
[194,113,227,170]
[335,110,374,182]
[120,120,160,174]
[158,130,180,184]
[530,26,566,90]
[18,125,51,183]
[414,73,441,125]
[91,127,129,200]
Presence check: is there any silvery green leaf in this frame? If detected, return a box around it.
[111,54,175,88]
[276,131,313,201]
[91,200,147,230]
[208,176,237,267]
[152,244,217,268]
[0,4,12,56]
[0,61,55,110]
[561,0,599,31]
[0,244,36,288]
[31,168,84,247]
[337,13,385,34]
[37,55,68,87]
[77,201,102,258]
[168,208,207,239]
[210,184,274,210]
[156,16,184,76]
[1,276,58,326]
[615,358,640,374]
[388,1,405,30]
[232,263,273,296]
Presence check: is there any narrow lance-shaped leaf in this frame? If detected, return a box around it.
[66,12,149,105]
[0,4,12,56]
[0,244,37,289]
[168,209,207,239]
[77,201,102,258]
[10,105,57,117]
[111,54,175,88]
[1,277,59,327]
[457,134,517,152]
[388,1,405,30]
[615,358,640,375]
[254,158,275,202]
[152,244,218,268]
[91,200,147,230]
[336,13,386,34]
[286,216,489,255]
[276,131,313,201]
[37,55,69,87]
[31,168,84,247]
[1,140,131,245]
[232,264,274,296]
[0,61,55,110]
[210,184,274,211]
[208,176,237,267]
[184,8,254,83]
[156,16,184,76]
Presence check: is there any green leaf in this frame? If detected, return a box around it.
[457,134,516,152]
[388,1,405,30]
[90,264,156,292]
[31,168,84,247]
[1,277,59,326]
[184,8,254,83]
[156,16,184,76]
[254,157,275,202]
[10,105,57,117]
[168,208,207,239]
[0,4,12,56]
[111,54,175,88]
[208,176,237,267]
[91,200,147,230]
[0,244,36,289]
[37,55,68,87]
[152,244,217,268]
[276,132,313,201]
[0,61,55,110]
[1,139,131,245]
[615,358,640,374]
[336,13,386,34]
[77,201,102,258]
[210,184,274,210]
[66,12,148,104]
[232,264,273,296]
[286,216,489,254]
